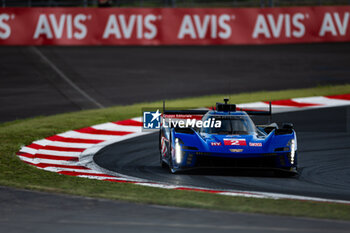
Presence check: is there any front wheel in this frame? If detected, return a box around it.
[160,153,167,168]
[168,159,179,174]
[166,129,180,174]
[159,130,168,169]
[168,147,179,174]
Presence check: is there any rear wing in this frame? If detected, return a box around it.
[162,100,272,116]
[163,109,209,115]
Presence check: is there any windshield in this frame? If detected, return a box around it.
[200,114,256,135]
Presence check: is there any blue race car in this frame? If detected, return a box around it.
[159,99,298,175]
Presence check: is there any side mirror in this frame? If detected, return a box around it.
[282,123,294,129]
[264,126,277,134]
[275,123,294,135]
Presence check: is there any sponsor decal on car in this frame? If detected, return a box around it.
[249,142,263,147]
[224,138,247,146]
[211,142,222,146]
[230,149,243,152]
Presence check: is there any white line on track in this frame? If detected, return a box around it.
[36,149,81,157]
[293,96,350,106]
[30,46,104,109]
[92,122,142,132]
[19,147,37,154]
[18,156,80,166]
[58,131,123,140]
[31,139,52,146]
[44,141,95,149]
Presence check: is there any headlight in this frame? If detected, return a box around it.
[290,139,295,164]
[175,138,182,164]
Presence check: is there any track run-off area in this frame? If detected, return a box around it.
[17,94,350,204]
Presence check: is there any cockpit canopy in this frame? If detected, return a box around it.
[200,113,256,135]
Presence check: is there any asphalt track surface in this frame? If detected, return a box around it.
[3,186,350,233]
[1,43,350,122]
[95,106,350,201]
[1,44,350,232]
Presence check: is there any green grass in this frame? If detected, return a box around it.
[1,84,350,220]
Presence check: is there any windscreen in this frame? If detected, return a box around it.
[200,115,256,135]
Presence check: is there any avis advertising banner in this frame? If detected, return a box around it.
[0,6,349,45]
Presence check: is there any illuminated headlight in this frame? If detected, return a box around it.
[175,138,182,164]
[290,139,295,164]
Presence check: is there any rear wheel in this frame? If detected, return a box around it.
[159,130,168,169]
[168,158,179,174]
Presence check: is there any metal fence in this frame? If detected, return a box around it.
[1,0,350,7]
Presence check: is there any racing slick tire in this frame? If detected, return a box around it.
[160,154,167,169]
[167,134,179,174]
[159,131,168,169]
[168,159,179,174]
